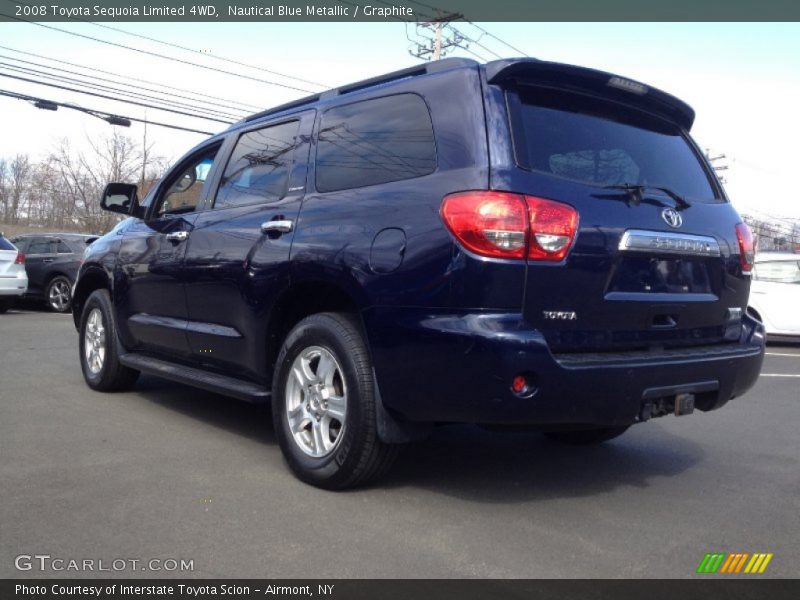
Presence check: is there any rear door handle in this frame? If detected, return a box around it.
[166,231,189,243]
[261,220,294,235]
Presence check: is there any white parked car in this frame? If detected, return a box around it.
[747,252,800,340]
[0,235,29,313]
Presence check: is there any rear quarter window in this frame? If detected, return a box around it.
[315,93,436,193]
[56,240,74,254]
[508,86,720,202]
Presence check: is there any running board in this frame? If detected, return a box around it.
[119,353,271,403]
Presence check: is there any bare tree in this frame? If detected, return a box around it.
[7,155,31,225]
[0,158,7,222]
[2,131,168,234]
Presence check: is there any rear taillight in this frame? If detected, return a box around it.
[440,191,528,259]
[735,223,754,273]
[441,191,578,262]
[14,252,25,264]
[526,196,579,261]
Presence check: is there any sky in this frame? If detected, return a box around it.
[0,21,798,218]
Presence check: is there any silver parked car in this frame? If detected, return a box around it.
[0,235,28,313]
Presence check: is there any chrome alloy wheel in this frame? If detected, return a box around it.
[285,346,348,458]
[49,279,71,311]
[84,308,106,374]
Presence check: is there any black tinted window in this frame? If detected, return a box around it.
[0,237,16,251]
[215,121,300,209]
[510,87,718,202]
[56,241,73,254]
[27,239,53,254]
[316,94,436,193]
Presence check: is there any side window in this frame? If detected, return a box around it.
[9,238,26,252]
[27,238,53,255]
[56,240,73,254]
[155,146,220,217]
[316,94,436,193]
[214,120,300,209]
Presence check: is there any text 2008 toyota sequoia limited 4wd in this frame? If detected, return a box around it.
[72,58,765,489]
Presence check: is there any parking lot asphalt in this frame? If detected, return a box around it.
[1,308,798,579]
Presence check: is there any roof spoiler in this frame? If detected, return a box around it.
[485,58,695,130]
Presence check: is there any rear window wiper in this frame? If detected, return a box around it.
[602,184,691,210]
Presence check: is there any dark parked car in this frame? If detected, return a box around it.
[11,233,97,312]
[72,58,765,489]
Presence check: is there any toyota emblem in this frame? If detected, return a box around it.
[661,208,683,228]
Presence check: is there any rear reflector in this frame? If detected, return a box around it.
[441,191,578,262]
[14,252,25,264]
[735,223,754,273]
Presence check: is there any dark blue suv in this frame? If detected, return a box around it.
[73,58,765,489]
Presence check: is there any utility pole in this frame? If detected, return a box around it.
[408,12,464,61]
[705,148,729,184]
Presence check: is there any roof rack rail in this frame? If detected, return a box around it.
[243,57,477,124]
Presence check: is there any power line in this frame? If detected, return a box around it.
[0,61,245,122]
[88,22,328,89]
[0,46,262,111]
[0,71,234,125]
[0,48,255,115]
[5,0,326,89]
[404,0,529,56]
[0,12,319,93]
[0,45,262,111]
[0,88,215,135]
[447,24,504,60]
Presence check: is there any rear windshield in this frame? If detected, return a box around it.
[0,237,16,251]
[509,86,720,202]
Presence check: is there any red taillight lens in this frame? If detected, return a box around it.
[526,196,579,261]
[440,191,578,262]
[735,223,754,272]
[14,252,25,264]
[441,191,528,259]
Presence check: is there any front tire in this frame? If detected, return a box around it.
[272,312,398,490]
[46,275,73,313]
[544,425,630,445]
[79,289,139,392]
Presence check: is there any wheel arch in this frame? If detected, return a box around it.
[264,279,366,380]
[264,276,430,444]
[71,265,112,329]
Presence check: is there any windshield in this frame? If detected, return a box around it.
[509,86,720,202]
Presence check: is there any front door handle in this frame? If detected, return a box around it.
[166,231,189,243]
[261,220,294,235]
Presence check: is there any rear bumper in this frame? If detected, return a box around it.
[364,308,765,426]
[0,276,27,296]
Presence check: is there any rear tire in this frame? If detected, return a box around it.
[0,298,12,314]
[46,275,73,313]
[272,312,398,490]
[544,425,630,445]
[79,289,139,392]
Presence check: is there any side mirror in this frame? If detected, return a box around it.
[100,183,144,218]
